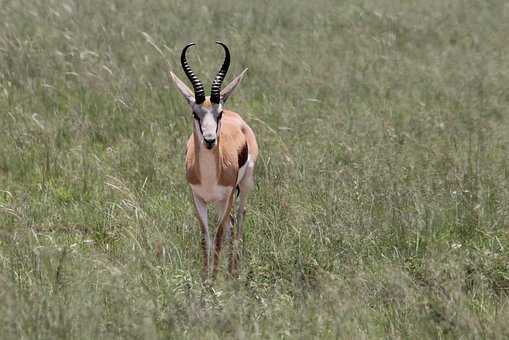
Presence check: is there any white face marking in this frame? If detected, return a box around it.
[192,101,223,149]
[200,112,217,142]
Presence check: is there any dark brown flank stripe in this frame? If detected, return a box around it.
[238,142,248,168]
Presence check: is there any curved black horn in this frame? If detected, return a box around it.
[181,43,205,104]
[210,41,230,104]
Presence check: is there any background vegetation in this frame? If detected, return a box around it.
[1,0,509,338]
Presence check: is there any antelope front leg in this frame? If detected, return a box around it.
[192,193,210,280]
[212,190,235,279]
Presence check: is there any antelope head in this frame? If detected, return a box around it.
[170,42,248,150]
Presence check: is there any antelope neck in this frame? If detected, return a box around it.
[193,126,221,176]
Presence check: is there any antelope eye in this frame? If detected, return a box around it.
[217,111,223,120]
[192,112,200,120]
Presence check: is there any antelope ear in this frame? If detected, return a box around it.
[220,68,248,103]
[170,71,195,106]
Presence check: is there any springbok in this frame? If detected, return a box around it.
[170,42,258,279]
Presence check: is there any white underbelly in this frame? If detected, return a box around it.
[191,182,231,203]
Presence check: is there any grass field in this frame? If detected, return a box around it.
[1,0,509,338]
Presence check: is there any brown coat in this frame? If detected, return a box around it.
[186,109,258,187]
